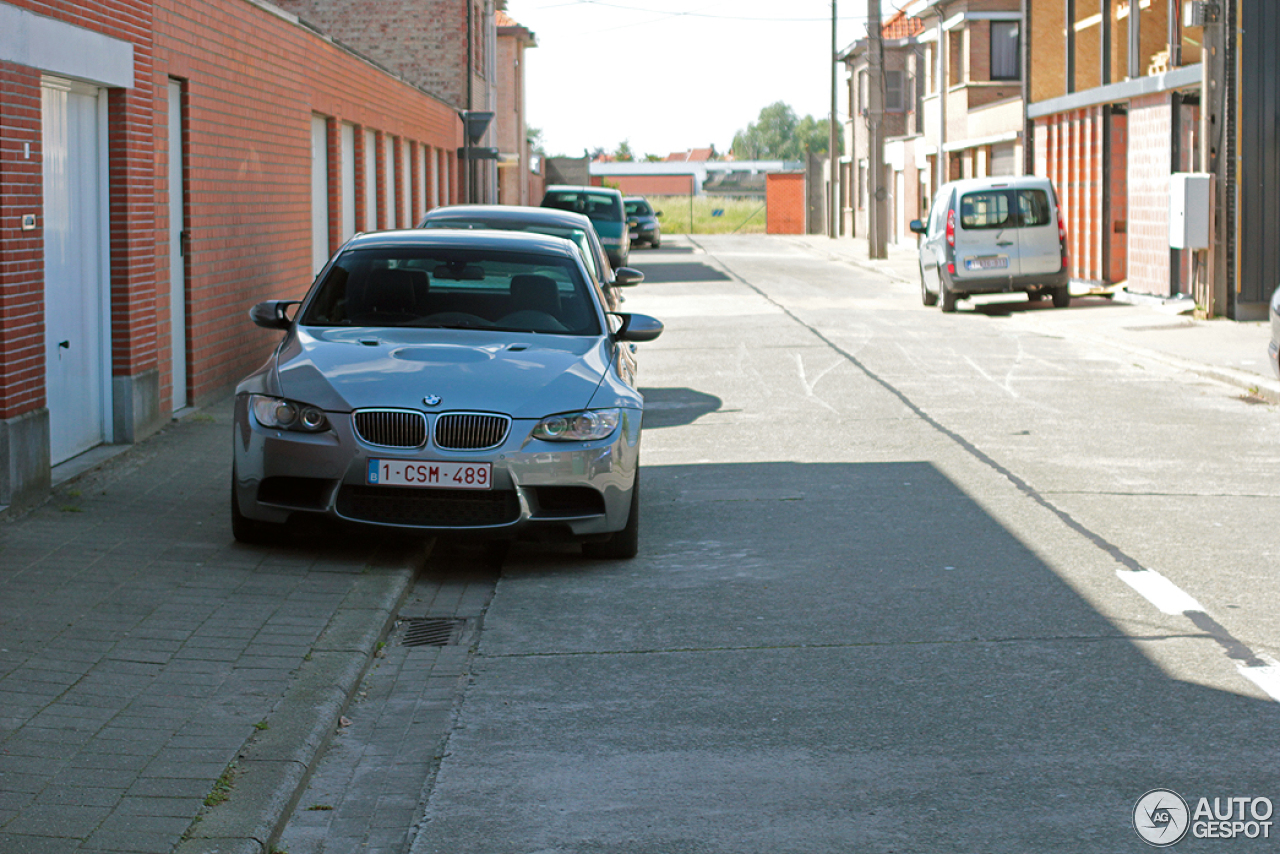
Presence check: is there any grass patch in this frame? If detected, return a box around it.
[306,804,334,811]
[205,764,236,807]
[645,195,767,236]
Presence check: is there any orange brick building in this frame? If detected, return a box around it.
[0,0,462,510]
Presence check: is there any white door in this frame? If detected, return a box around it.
[43,78,109,464]
[168,79,188,411]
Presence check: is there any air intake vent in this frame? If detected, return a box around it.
[353,409,427,448]
[434,413,510,450]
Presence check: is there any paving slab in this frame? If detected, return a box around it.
[0,397,424,854]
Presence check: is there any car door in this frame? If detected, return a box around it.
[920,187,950,292]
[1014,184,1062,277]
[953,187,1018,285]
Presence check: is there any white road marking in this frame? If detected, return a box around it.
[1238,654,1280,703]
[1116,568,1206,615]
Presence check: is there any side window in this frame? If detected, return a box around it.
[959,190,1013,229]
[1017,189,1051,226]
[929,190,950,235]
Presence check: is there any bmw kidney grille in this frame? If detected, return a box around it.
[353,409,428,448]
[434,413,510,450]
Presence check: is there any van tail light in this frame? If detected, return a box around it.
[1057,209,1070,269]
[946,209,956,248]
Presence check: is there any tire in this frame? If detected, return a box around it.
[1025,288,1043,302]
[940,280,958,313]
[652,235,661,249]
[1052,286,1071,308]
[920,267,938,306]
[231,470,286,545]
[582,471,640,560]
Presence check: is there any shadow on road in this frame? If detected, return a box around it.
[638,387,723,429]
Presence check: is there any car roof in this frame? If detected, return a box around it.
[344,228,580,258]
[419,204,594,230]
[544,184,623,198]
[942,175,1057,194]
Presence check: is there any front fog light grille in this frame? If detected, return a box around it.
[434,413,510,450]
[353,409,427,448]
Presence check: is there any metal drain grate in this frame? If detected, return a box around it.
[401,618,468,647]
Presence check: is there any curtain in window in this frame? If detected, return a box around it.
[991,22,1020,80]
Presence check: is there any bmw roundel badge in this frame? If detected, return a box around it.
[423,394,442,406]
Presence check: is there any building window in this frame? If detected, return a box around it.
[885,70,904,112]
[990,21,1020,80]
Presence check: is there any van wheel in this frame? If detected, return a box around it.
[920,269,938,306]
[1052,287,1071,308]
[940,282,958,313]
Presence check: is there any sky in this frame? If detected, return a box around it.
[504,0,906,160]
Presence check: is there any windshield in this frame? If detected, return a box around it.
[624,200,652,217]
[301,247,601,335]
[420,219,599,281]
[543,190,622,223]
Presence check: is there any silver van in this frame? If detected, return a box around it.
[910,176,1069,312]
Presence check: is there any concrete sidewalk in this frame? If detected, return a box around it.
[787,233,1280,406]
[0,398,424,854]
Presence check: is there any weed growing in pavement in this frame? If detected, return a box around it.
[254,720,269,731]
[205,764,236,807]
[59,505,82,513]
[306,804,334,811]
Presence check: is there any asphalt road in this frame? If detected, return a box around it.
[291,235,1280,853]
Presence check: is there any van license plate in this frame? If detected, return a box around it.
[965,255,1009,270]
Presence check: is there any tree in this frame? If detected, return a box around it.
[613,139,636,162]
[731,101,842,160]
[731,101,798,160]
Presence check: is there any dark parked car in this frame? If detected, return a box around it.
[417,204,643,310]
[232,229,663,558]
[624,196,662,249]
[541,185,630,268]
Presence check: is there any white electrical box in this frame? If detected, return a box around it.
[1169,173,1212,250]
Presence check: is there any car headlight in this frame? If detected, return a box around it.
[533,409,620,441]
[250,394,329,433]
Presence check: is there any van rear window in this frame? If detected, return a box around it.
[1018,190,1052,226]
[960,188,1053,229]
[960,191,1012,229]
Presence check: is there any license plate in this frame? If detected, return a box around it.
[367,459,491,490]
[965,255,1009,270]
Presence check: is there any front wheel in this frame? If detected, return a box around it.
[231,470,286,545]
[582,472,640,560]
[1052,286,1071,308]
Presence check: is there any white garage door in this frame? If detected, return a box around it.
[43,78,110,464]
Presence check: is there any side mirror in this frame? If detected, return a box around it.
[612,267,645,287]
[249,300,300,330]
[909,219,927,235]
[655,211,663,217]
[609,312,663,342]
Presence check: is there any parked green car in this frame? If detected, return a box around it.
[541,185,631,268]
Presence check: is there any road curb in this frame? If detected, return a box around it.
[174,543,429,854]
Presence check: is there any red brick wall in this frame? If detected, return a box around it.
[154,0,461,404]
[766,173,806,235]
[273,0,480,111]
[0,62,44,419]
[596,175,699,197]
[1036,107,1110,285]
[1126,94,1172,296]
[0,0,463,425]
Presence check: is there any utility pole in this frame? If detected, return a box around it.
[829,0,839,238]
[866,0,887,259]
[1198,0,1226,317]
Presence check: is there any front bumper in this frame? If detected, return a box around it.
[232,395,640,539]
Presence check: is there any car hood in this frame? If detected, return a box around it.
[275,327,610,417]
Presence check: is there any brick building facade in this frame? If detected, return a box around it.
[0,0,462,511]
